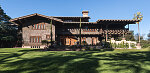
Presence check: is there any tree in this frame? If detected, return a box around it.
[0,6,11,22]
[133,12,143,43]
[135,33,144,41]
[148,32,150,41]
[125,31,135,41]
[117,31,135,41]
[0,5,17,48]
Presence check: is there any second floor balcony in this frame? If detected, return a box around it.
[56,28,129,35]
[57,28,102,35]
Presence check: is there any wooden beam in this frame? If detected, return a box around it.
[106,25,108,42]
[79,18,82,46]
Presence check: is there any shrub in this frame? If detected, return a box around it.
[140,40,150,48]
[113,42,129,48]
[111,43,117,48]
[103,42,111,48]
[81,48,86,51]
[42,40,48,45]
[131,43,136,48]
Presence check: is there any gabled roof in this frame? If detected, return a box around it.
[9,13,63,22]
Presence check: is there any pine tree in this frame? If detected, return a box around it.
[0,6,11,22]
[0,5,17,48]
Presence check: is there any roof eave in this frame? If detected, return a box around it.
[9,13,63,23]
[96,19,140,24]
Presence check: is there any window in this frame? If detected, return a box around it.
[32,25,34,29]
[39,38,41,42]
[41,24,43,29]
[38,24,40,29]
[36,37,38,42]
[32,23,46,30]
[43,24,45,29]
[82,37,86,42]
[46,35,50,39]
[30,36,42,43]
[92,37,97,45]
[33,37,35,43]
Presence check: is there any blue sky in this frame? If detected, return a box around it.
[1,0,150,39]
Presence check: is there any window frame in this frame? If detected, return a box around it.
[32,23,46,30]
[30,36,42,43]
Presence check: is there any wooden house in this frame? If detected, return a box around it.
[10,11,139,48]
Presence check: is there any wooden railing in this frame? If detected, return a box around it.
[56,28,129,35]
[103,29,129,34]
[56,29,102,35]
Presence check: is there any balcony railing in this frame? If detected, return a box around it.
[56,28,129,35]
[103,29,129,34]
[56,29,102,35]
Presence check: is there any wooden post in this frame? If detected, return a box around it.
[128,24,129,29]
[50,19,53,46]
[106,25,108,42]
[123,29,125,38]
[79,18,82,46]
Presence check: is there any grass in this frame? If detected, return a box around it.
[0,48,150,73]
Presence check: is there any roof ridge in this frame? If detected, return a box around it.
[10,13,63,22]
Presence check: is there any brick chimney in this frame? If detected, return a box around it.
[82,11,89,17]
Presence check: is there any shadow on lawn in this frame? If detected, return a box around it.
[18,49,43,52]
[1,49,150,73]
[0,51,100,73]
[95,51,150,73]
[0,52,27,63]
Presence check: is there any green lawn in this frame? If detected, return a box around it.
[0,48,150,73]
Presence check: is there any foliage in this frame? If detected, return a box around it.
[0,6,11,22]
[131,43,136,48]
[117,31,135,41]
[134,33,144,41]
[0,6,17,48]
[148,32,150,41]
[140,40,150,48]
[125,31,136,41]
[111,42,129,48]
[102,42,111,48]
[41,40,49,45]
[133,12,143,21]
